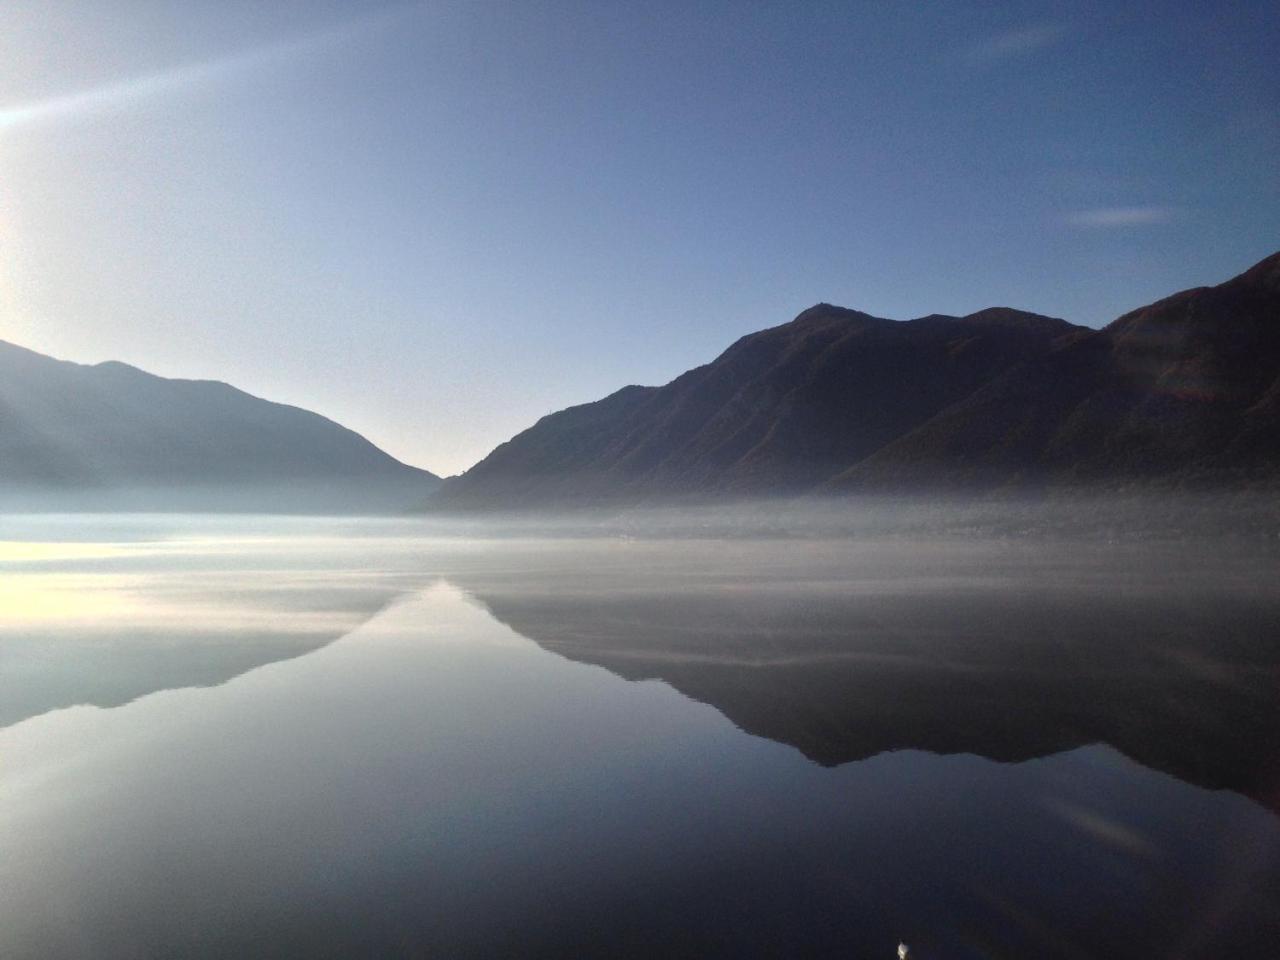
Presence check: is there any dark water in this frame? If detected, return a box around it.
[1,517,1278,959]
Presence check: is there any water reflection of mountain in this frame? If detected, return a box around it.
[459,548,1280,813]
[0,588,407,731]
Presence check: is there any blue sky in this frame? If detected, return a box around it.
[0,1,1276,474]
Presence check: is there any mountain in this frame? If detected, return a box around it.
[433,305,1083,509]
[433,251,1280,509]
[0,341,439,513]
[836,250,1280,490]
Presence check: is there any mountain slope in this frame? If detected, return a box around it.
[0,341,439,512]
[434,306,1081,508]
[835,250,1280,490]
[435,251,1280,509]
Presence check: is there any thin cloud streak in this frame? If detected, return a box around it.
[1065,206,1182,228]
[0,4,416,133]
[964,24,1065,64]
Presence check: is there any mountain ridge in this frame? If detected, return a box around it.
[837,250,1280,491]
[432,251,1280,510]
[0,339,440,513]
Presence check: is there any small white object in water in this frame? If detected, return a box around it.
[897,944,911,960]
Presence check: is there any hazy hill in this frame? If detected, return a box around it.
[434,251,1280,509]
[434,305,1081,508]
[0,341,439,513]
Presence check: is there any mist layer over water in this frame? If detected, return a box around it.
[1,504,1277,959]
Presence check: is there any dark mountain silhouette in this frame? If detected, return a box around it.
[0,341,439,512]
[433,252,1279,509]
[435,305,1080,508]
[838,250,1280,490]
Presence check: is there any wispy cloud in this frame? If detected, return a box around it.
[964,24,1065,64]
[1065,206,1182,228]
[0,4,415,134]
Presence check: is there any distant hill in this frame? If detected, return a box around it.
[432,251,1280,509]
[0,342,439,513]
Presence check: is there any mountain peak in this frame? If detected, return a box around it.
[92,359,150,377]
[908,307,1079,336]
[960,307,1074,331]
[1230,249,1280,292]
[789,302,879,326]
[795,302,842,317]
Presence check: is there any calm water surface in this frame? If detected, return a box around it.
[1,515,1278,959]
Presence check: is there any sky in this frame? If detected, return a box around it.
[0,1,1276,476]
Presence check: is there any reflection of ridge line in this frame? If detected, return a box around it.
[453,589,1131,773]
[0,581,437,734]
[459,580,1280,818]
[538,645,1014,672]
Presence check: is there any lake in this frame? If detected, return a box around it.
[2,513,1278,959]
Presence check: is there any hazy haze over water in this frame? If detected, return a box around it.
[2,506,1278,958]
